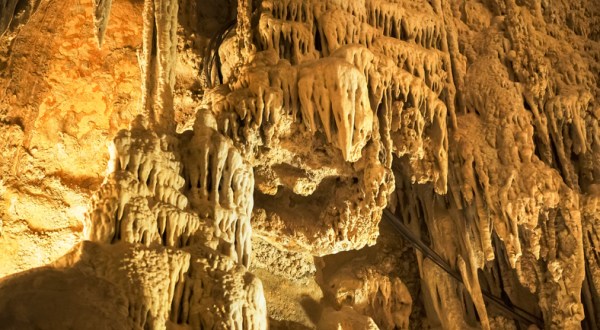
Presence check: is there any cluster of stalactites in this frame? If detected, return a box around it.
[247,0,451,186]
[85,117,204,250]
[330,44,448,192]
[535,88,594,189]
[422,56,587,328]
[83,114,265,328]
[216,50,375,163]
[180,111,255,268]
[258,11,319,65]
[86,112,256,269]
[366,0,444,50]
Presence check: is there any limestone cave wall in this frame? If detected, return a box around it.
[0,0,599,329]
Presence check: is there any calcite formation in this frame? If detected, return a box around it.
[1,113,267,329]
[92,0,112,47]
[0,0,599,329]
[139,0,179,134]
[200,0,452,258]
[315,217,423,329]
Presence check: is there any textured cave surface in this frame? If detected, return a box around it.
[0,0,599,329]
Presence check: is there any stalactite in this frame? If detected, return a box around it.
[0,0,40,37]
[317,9,381,56]
[92,0,112,47]
[139,0,178,134]
[258,12,318,64]
[297,57,373,162]
[181,111,255,267]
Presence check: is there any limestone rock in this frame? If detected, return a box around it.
[323,265,412,330]
[0,0,143,277]
[1,0,600,328]
[181,110,255,267]
[317,306,380,330]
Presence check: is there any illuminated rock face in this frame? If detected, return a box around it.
[0,0,144,277]
[1,0,600,329]
[1,114,267,329]
[203,0,451,258]
[0,0,268,328]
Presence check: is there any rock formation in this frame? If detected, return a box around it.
[0,0,599,329]
[0,0,40,38]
